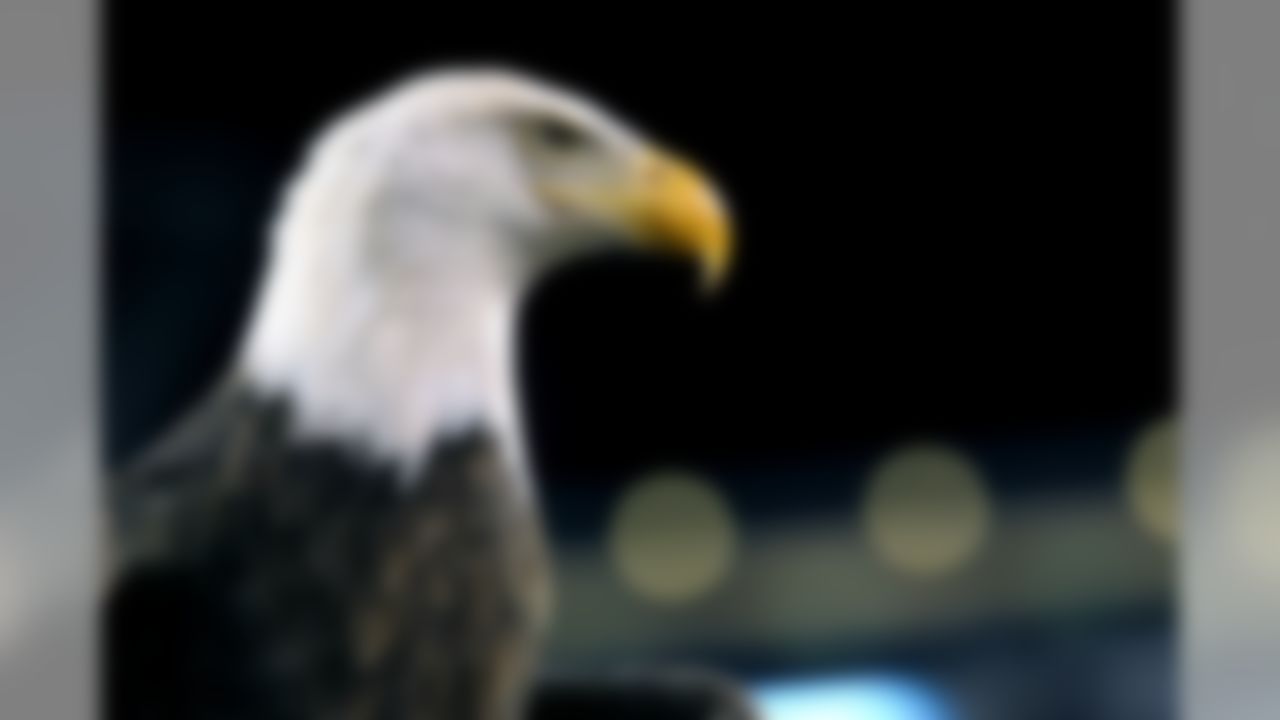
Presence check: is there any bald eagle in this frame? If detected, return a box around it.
[106,69,734,720]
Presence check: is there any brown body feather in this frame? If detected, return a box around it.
[106,379,551,720]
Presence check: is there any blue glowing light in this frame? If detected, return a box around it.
[752,674,955,720]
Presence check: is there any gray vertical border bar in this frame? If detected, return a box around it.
[1187,0,1280,718]
[0,0,96,717]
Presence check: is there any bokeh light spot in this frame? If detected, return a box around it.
[861,442,992,579]
[754,674,956,720]
[1220,421,1280,587]
[1125,416,1178,543]
[609,470,737,606]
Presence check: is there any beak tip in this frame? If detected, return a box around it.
[630,149,735,299]
[698,259,731,299]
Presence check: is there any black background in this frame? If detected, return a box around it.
[107,2,1173,492]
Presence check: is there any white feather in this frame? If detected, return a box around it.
[237,69,630,487]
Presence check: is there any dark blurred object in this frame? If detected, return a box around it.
[531,670,758,720]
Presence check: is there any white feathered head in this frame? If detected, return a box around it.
[241,67,733,471]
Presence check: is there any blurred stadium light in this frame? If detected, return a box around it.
[609,470,738,605]
[862,442,992,579]
[753,674,955,720]
[1124,416,1177,543]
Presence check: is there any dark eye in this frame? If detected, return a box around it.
[531,117,591,152]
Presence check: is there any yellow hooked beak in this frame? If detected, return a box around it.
[618,150,734,293]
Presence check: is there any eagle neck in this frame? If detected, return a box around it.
[238,210,530,491]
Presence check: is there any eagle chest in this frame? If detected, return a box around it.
[214,429,551,719]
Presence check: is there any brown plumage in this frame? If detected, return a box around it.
[107,379,551,720]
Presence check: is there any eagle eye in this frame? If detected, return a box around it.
[529,116,591,153]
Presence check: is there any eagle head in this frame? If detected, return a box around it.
[241,67,734,474]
